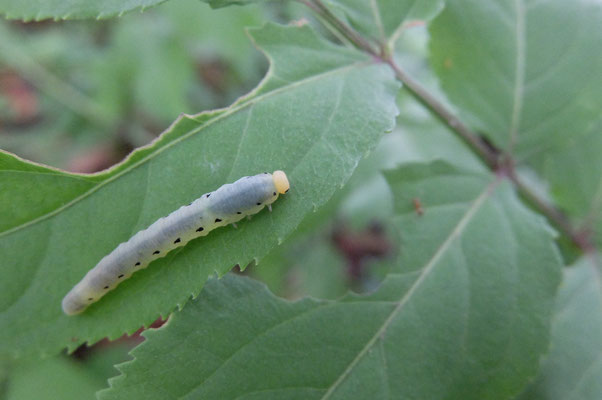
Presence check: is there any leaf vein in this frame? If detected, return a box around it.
[226,105,255,182]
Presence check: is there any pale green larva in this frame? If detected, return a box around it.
[62,170,290,316]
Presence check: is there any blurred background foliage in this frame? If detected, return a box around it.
[0,0,283,171]
[0,1,451,397]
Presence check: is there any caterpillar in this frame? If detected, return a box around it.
[62,170,290,316]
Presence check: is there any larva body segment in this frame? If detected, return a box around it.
[62,171,290,315]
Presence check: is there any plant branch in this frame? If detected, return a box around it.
[508,168,595,251]
[299,0,593,252]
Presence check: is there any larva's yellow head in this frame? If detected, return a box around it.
[272,170,290,194]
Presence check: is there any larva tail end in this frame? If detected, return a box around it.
[272,170,290,194]
[62,293,86,316]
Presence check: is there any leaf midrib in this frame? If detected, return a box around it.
[0,62,365,239]
[508,0,526,152]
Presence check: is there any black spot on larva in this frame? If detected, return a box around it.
[256,203,261,206]
[174,238,181,243]
[135,262,141,266]
[153,250,160,255]
[206,193,211,198]
[196,227,204,232]
[118,274,124,278]
[273,192,277,196]
[236,211,242,214]
[104,286,109,289]
[264,172,268,174]
[88,298,93,301]
[215,218,222,223]
[284,189,289,193]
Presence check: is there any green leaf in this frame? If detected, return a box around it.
[326,0,444,44]
[0,0,167,21]
[429,0,602,159]
[0,23,399,357]
[99,162,562,399]
[0,152,98,233]
[519,256,602,400]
